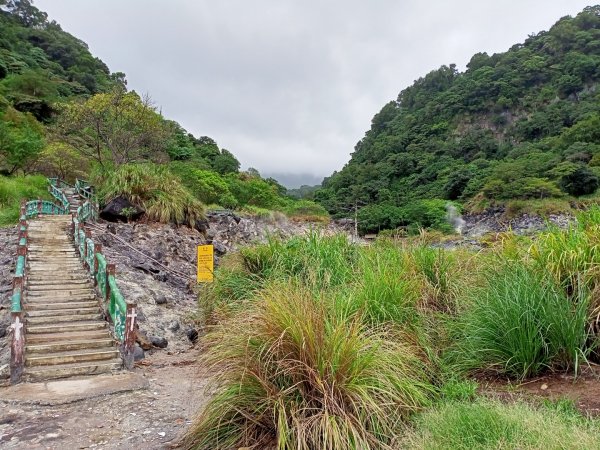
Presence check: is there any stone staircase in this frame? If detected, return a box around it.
[63,187,81,215]
[23,215,121,381]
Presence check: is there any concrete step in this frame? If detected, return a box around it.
[28,274,90,282]
[28,287,93,296]
[26,300,99,311]
[26,348,120,367]
[28,263,83,269]
[27,277,93,291]
[27,268,87,275]
[27,329,112,344]
[26,338,115,354]
[28,321,108,334]
[27,306,101,317]
[26,293,97,303]
[27,312,103,325]
[25,359,122,381]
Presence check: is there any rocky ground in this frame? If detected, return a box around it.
[462,209,573,238]
[0,349,208,449]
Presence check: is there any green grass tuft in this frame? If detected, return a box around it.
[95,163,205,227]
[184,285,435,450]
[448,261,591,379]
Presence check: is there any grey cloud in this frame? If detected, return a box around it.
[36,0,593,183]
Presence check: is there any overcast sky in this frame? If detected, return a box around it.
[35,0,593,186]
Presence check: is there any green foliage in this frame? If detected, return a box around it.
[449,261,591,379]
[357,199,455,234]
[560,165,599,196]
[0,106,44,174]
[403,398,600,449]
[96,163,205,227]
[184,285,434,450]
[0,173,49,225]
[317,7,600,231]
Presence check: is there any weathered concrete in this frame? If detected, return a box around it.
[0,372,148,405]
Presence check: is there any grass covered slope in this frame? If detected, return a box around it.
[0,174,49,225]
[317,6,600,233]
[187,208,600,448]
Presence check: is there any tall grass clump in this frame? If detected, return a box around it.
[449,261,591,379]
[95,163,205,227]
[184,285,435,450]
[410,246,458,313]
[530,208,600,295]
[344,242,419,326]
[241,231,357,290]
[403,398,600,449]
[0,175,49,226]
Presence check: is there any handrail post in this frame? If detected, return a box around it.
[94,244,102,286]
[106,264,115,305]
[10,311,25,384]
[122,302,137,370]
[77,222,83,257]
[37,197,42,217]
[84,228,92,271]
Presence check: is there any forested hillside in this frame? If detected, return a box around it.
[0,0,325,226]
[316,6,600,233]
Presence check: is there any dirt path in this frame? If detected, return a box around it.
[0,348,208,449]
[480,365,600,417]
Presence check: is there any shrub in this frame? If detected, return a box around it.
[183,285,435,450]
[560,165,599,196]
[449,261,591,378]
[95,163,205,227]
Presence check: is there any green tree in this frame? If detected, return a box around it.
[58,89,170,167]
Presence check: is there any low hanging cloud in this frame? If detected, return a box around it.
[37,0,593,184]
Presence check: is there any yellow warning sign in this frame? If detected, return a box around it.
[197,245,214,283]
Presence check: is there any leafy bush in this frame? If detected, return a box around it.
[560,165,599,196]
[96,163,205,227]
[449,262,591,378]
[184,285,434,450]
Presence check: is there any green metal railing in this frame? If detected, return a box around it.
[73,216,136,363]
[77,200,98,223]
[10,178,136,384]
[75,178,94,200]
[9,207,28,383]
[48,177,73,189]
[48,183,70,210]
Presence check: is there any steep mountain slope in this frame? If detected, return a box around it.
[316,6,600,233]
[0,1,323,226]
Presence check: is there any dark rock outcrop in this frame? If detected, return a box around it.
[100,196,145,223]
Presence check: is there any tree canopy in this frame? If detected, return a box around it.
[316,6,600,232]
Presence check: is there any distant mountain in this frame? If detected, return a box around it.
[263,172,323,189]
[316,6,600,233]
